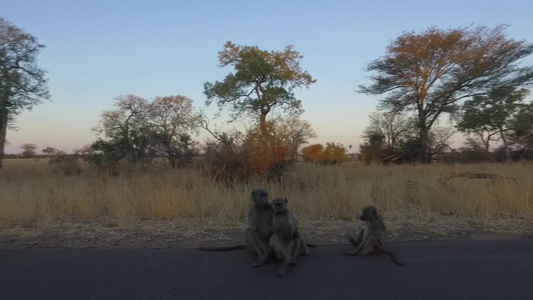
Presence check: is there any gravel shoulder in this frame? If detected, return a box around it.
[1,216,531,249]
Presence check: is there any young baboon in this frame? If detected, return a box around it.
[198,188,274,267]
[269,197,310,276]
[343,206,404,266]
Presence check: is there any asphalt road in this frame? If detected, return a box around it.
[1,238,532,300]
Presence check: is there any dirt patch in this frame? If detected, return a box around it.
[1,216,531,249]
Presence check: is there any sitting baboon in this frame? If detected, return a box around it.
[343,205,404,266]
[199,188,274,267]
[269,197,310,276]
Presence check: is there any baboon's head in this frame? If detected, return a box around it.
[360,205,380,221]
[251,188,269,209]
[272,197,288,214]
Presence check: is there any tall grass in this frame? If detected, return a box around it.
[1,159,532,230]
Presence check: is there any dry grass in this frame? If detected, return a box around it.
[1,158,532,237]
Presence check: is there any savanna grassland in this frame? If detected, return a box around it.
[0,158,532,249]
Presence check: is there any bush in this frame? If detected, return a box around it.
[48,151,83,175]
[201,124,290,183]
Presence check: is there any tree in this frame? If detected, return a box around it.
[90,94,202,168]
[301,144,324,163]
[359,25,533,163]
[0,18,50,169]
[277,116,316,161]
[148,95,201,168]
[396,127,455,163]
[20,143,36,158]
[457,87,529,161]
[363,111,412,152]
[459,137,493,162]
[204,41,315,143]
[320,142,347,164]
[509,101,533,152]
[92,95,152,163]
[242,122,289,177]
[427,127,455,160]
[42,146,56,156]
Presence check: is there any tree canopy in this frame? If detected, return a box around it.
[457,87,529,160]
[91,94,200,168]
[0,17,50,168]
[359,25,533,163]
[204,41,315,139]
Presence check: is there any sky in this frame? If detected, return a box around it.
[1,0,532,154]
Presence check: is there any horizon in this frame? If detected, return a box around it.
[2,0,532,155]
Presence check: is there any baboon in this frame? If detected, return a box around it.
[268,197,310,276]
[247,188,275,267]
[198,188,274,267]
[343,206,404,266]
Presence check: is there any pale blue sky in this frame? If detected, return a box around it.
[2,0,532,154]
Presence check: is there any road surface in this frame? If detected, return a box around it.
[1,238,532,300]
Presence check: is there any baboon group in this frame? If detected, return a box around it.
[199,188,403,276]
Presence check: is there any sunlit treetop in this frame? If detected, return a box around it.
[205,41,315,122]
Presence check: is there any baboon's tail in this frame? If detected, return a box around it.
[198,245,246,251]
[381,248,405,266]
[348,237,359,247]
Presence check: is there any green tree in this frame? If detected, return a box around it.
[359,25,533,163]
[0,18,50,169]
[457,87,529,161]
[204,41,315,142]
[91,95,153,164]
[320,142,347,164]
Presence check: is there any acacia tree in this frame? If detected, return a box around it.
[42,146,57,156]
[359,25,533,163]
[148,95,201,168]
[0,18,50,168]
[204,41,315,144]
[20,143,36,158]
[457,87,529,161]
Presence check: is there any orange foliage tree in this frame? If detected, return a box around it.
[301,144,324,163]
[243,122,288,176]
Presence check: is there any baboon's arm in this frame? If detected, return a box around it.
[344,229,366,256]
[355,228,365,246]
[349,229,365,247]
